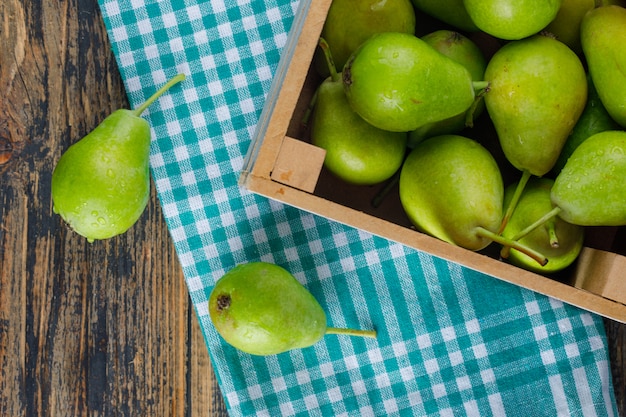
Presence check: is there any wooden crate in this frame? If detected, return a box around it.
[240,0,626,322]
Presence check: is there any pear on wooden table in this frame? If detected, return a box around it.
[398,134,547,265]
[314,0,416,78]
[209,262,376,356]
[51,74,186,242]
[501,178,584,274]
[581,5,626,128]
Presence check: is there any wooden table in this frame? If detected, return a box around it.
[0,1,624,416]
[0,1,228,415]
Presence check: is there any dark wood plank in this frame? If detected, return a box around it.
[0,0,227,416]
[605,319,626,414]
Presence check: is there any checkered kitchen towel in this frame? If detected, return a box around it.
[98,0,618,416]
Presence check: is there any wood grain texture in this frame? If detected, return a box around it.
[0,1,623,417]
[0,0,227,416]
[605,318,626,414]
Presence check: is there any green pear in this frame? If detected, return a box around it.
[409,30,487,147]
[546,0,624,55]
[208,262,377,356]
[544,0,595,54]
[551,74,620,175]
[410,0,478,32]
[314,0,416,78]
[501,178,584,274]
[399,134,547,265]
[311,40,407,185]
[581,5,626,128]
[463,0,563,40]
[485,35,587,234]
[343,32,484,133]
[51,74,186,242]
[484,34,587,177]
[551,130,626,226]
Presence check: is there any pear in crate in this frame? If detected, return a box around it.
[484,34,587,233]
[501,178,584,274]
[485,34,587,177]
[581,5,626,127]
[409,30,487,147]
[544,0,595,54]
[463,0,562,40]
[410,0,478,32]
[546,0,626,55]
[551,130,626,226]
[51,74,185,242]
[209,262,376,356]
[551,75,620,175]
[315,0,416,78]
[399,135,547,265]
[343,32,484,133]
[311,39,407,185]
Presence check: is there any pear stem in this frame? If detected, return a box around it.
[318,37,340,83]
[326,327,377,339]
[475,227,548,266]
[301,87,319,128]
[498,170,532,234]
[465,82,490,128]
[302,38,338,127]
[510,206,562,242]
[548,221,559,248]
[132,73,186,117]
[472,81,490,91]
[500,206,562,259]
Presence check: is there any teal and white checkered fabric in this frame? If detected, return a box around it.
[98,1,618,415]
